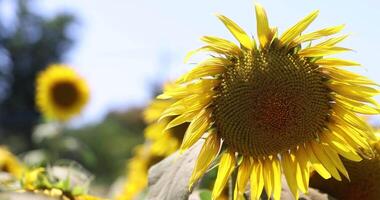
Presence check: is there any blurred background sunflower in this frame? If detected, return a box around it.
[36,64,89,121]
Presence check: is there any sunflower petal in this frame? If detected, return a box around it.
[292,24,345,46]
[322,132,362,162]
[263,158,274,198]
[180,109,212,151]
[250,160,264,200]
[189,132,220,188]
[310,141,342,181]
[333,104,376,140]
[255,3,271,47]
[234,157,253,200]
[165,111,197,130]
[179,64,225,83]
[322,145,350,180]
[316,58,361,67]
[296,147,310,193]
[329,125,364,152]
[335,97,380,115]
[216,14,253,50]
[316,35,349,47]
[212,151,236,199]
[271,157,282,200]
[298,46,352,57]
[304,144,332,179]
[201,36,242,56]
[281,152,299,199]
[280,10,319,45]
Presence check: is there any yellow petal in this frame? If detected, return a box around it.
[304,144,331,179]
[315,58,361,67]
[322,145,350,180]
[316,35,349,47]
[325,68,379,88]
[321,132,362,162]
[335,122,371,150]
[263,158,274,198]
[181,109,212,151]
[295,158,307,193]
[212,151,236,199]
[280,10,319,45]
[310,141,342,181]
[281,152,299,199]
[335,97,380,115]
[160,93,213,121]
[329,125,363,152]
[159,95,203,120]
[333,104,376,140]
[298,46,351,57]
[216,14,253,50]
[189,132,220,188]
[184,45,234,62]
[159,79,219,99]
[165,111,197,130]
[180,65,224,83]
[255,3,271,47]
[295,147,310,193]
[201,36,242,56]
[234,157,253,200]
[250,160,264,200]
[331,88,379,109]
[292,24,345,45]
[271,157,282,200]
[330,81,380,96]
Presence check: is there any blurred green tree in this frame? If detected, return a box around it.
[0,0,76,149]
[61,107,146,184]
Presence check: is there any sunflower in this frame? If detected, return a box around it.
[36,64,89,121]
[0,146,25,179]
[309,130,380,200]
[117,144,158,200]
[157,3,380,200]
[117,99,186,200]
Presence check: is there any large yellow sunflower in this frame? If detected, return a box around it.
[36,64,89,121]
[157,3,379,200]
[310,130,380,200]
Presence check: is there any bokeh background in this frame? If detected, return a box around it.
[0,0,379,190]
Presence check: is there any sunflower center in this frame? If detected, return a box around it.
[51,81,79,108]
[213,48,331,157]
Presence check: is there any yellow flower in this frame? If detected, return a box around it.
[21,167,45,191]
[157,3,379,200]
[0,146,25,178]
[117,144,153,200]
[20,167,104,200]
[117,99,188,200]
[36,64,89,121]
[310,131,380,200]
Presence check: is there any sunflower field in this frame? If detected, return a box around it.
[0,0,380,200]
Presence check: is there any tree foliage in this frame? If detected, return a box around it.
[0,0,76,147]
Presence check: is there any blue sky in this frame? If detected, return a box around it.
[3,0,380,125]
